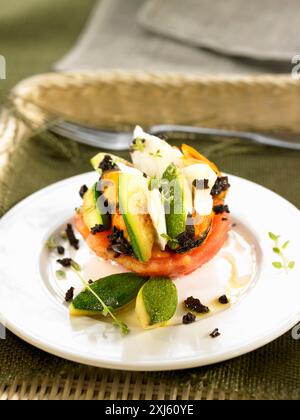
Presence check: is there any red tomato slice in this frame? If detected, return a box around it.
[75,209,230,277]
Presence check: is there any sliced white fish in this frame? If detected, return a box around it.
[147,188,167,250]
[117,162,145,178]
[131,126,182,178]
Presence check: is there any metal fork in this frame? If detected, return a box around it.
[49,121,300,151]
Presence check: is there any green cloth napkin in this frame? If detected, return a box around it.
[0,129,299,400]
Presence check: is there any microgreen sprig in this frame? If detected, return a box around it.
[70,262,129,335]
[56,270,66,280]
[161,233,179,248]
[149,149,162,158]
[269,232,295,273]
[131,137,146,152]
[60,230,67,240]
[46,236,59,250]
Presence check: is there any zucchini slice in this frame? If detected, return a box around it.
[70,273,148,316]
[82,183,110,231]
[135,277,178,328]
[118,172,155,262]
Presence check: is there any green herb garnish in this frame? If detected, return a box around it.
[269,232,295,273]
[46,236,58,250]
[70,260,82,272]
[161,233,179,248]
[149,149,162,158]
[132,137,146,152]
[56,270,66,280]
[70,262,129,335]
[60,230,67,240]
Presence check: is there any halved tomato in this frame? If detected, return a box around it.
[75,202,230,277]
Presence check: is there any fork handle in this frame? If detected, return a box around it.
[149,124,300,151]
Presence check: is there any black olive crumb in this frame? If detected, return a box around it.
[57,258,72,267]
[132,138,146,145]
[143,172,148,178]
[57,246,65,255]
[176,222,195,249]
[218,295,229,304]
[182,312,196,324]
[108,226,134,257]
[65,287,74,302]
[211,177,230,197]
[213,204,230,215]
[210,328,221,338]
[88,279,94,284]
[184,296,210,314]
[222,217,228,221]
[66,224,79,250]
[98,155,119,172]
[91,224,106,235]
[79,185,88,199]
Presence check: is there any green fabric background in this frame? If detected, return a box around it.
[0,0,96,97]
[0,0,299,400]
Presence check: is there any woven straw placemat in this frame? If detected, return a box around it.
[1,72,300,400]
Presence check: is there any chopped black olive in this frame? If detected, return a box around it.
[175,216,211,254]
[57,246,65,255]
[176,221,195,249]
[218,295,229,304]
[88,279,94,285]
[132,138,146,145]
[192,178,209,190]
[213,204,230,215]
[79,185,88,199]
[108,226,134,257]
[98,155,119,172]
[182,312,196,324]
[91,224,106,235]
[210,328,221,338]
[143,172,148,178]
[222,217,228,221]
[57,258,72,267]
[211,177,230,197]
[65,287,74,302]
[184,296,210,314]
[65,224,79,250]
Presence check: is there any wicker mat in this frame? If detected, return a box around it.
[0,103,300,399]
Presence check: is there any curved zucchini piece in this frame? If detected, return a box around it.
[118,172,155,262]
[135,277,178,328]
[70,273,148,316]
[91,152,130,175]
[82,183,110,231]
[162,164,192,249]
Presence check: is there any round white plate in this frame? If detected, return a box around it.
[0,172,299,371]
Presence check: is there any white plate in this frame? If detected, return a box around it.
[0,172,299,371]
